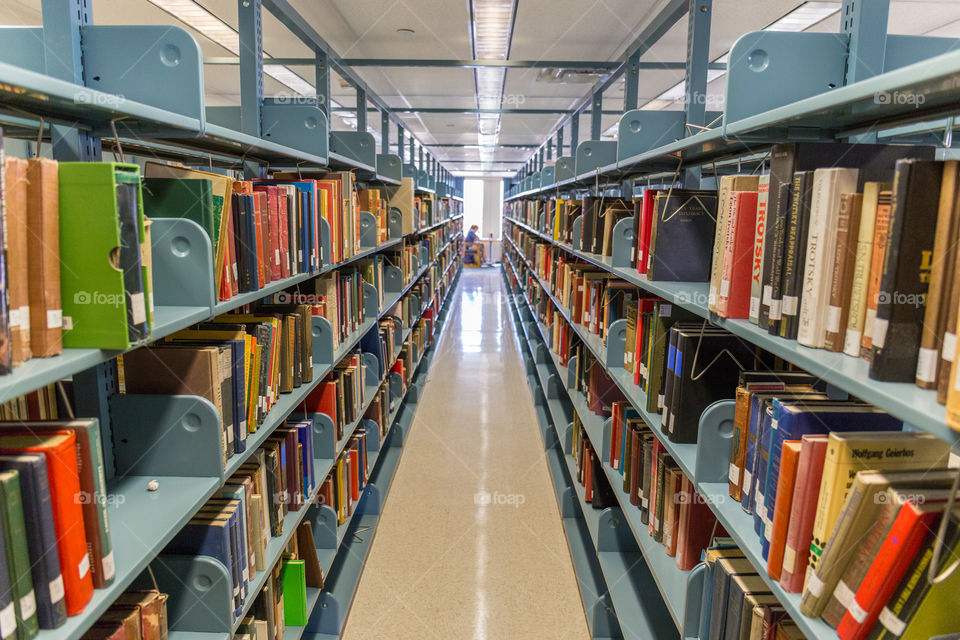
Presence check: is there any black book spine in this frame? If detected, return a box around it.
[779,171,813,339]
[870,159,943,381]
[766,181,793,335]
[758,145,796,328]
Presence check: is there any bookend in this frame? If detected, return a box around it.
[575,141,617,176]
[312,413,337,461]
[311,316,335,367]
[261,100,329,161]
[535,343,551,366]
[361,352,379,387]
[693,399,736,485]
[383,264,403,296]
[357,210,378,248]
[682,562,707,637]
[571,215,583,251]
[610,217,635,269]
[567,354,580,390]
[360,419,381,457]
[387,209,403,240]
[555,156,576,182]
[410,292,421,319]
[541,165,556,187]
[605,319,628,368]
[617,111,686,163]
[388,372,403,409]
[309,503,338,550]
[146,555,233,633]
[601,417,614,466]
[564,422,575,455]
[545,423,561,451]
[149,218,217,309]
[330,131,376,168]
[590,594,621,640]
[417,170,430,191]
[376,153,402,183]
[82,26,206,129]
[530,171,542,191]
[110,394,224,479]
[362,282,379,317]
[561,486,579,519]
[319,217,332,269]
[417,244,430,269]
[401,163,418,179]
[428,175,436,191]
[596,508,635,553]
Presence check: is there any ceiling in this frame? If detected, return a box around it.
[3,0,960,176]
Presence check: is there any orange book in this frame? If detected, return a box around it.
[860,190,892,359]
[766,440,802,581]
[0,431,93,614]
[348,448,360,501]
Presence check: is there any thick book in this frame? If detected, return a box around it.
[824,192,864,351]
[844,182,889,357]
[801,446,953,618]
[25,158,61,357]
[280,557,307,626]
[0,455,66,629]
[861,190,894,359]
[797,167,860,347]
[3,157,29,367]
[0,470,39,640]
[636,189,658,278]
[708,557,756,640]
[766,180,793,335]
[717,190,760,319]
[778,435,827,594]
[0,433,92,615]
[648,190,718,281]
[916,161,960,388]
[776,171,813,339]
[723,574,772,640]
[0,515,16,640]
[870,159,944,381]
[835,498,946,640]
[709,175,759,312]
[765,440,800,581]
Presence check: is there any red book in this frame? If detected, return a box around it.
[766,440,801,580]
[609,402,623,469]
[675,473,721,570]
[0,431,93,614]
[779,434,828,592]
[348,448,360,501]
[301,379,338,424]
[254,186,283,281]
[637,189,658,277]
[836,500,944,640]
[717,190,759,318]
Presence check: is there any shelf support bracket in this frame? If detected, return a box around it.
[238,0,264,138]
[684,0,712,188]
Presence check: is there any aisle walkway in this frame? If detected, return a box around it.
[342,268,590,639]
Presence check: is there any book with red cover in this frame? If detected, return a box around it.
[637,189,658,277]
[254,192,268,285]
[779,434,828,592]
[717,191,759,319]
[301,380,338,424]
[254,185,283,281]
[277,193,290,278]
[675,474,722,571]
[766,440,801,580]
[0,431,93,615]
[629,427,642,506]
[588,364,620,418]
[348,448,360,501]
[835,500,945,640]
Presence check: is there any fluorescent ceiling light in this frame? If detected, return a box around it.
[470,0,516,168]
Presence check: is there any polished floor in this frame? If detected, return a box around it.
[342,268,590,639]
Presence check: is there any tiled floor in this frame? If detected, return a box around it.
[341,267,590,639]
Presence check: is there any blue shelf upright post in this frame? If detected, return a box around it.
[316,48,331,119]
[591,90,602,141]
[381,108,389,152]
[356,86,367,133]
[238,0,263,138]
[571,111,580,150]
[683,0,711,188]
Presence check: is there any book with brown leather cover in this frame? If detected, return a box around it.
[26,158,61,356]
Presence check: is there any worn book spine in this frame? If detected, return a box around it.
[778,171,812,340]
[25,159,61,357]
[861,191,893,359]
[709,176,735,312]
[824,193,864,352]
[766,181,793,335]
[916,161,959,388]
[870,160,943,382]
[3,158,30,367]
[759,145,796,329]
[0,471,39,640]
[844,183,887,356]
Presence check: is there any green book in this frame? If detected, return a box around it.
[281,557,307,626]
[0,471,38,640]
[141,177,217,261]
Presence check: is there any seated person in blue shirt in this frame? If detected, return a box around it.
[464,224,486,264]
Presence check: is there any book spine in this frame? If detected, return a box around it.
[767,181,793,335]
[824,193,860,350]
[861,191,893,359]
[26,159,61,357]
[777,172,808,340]
[749,175,770,324]
[709,178,733,312]
[0,473,39,640]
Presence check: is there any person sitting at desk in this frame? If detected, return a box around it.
[465,224,486,265]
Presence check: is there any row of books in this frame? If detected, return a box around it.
[163,418,317,621]
[702,542,805,640]
[232,519,324,640]
[79,589,168,640]
[0,419,112,635]
[506,241,960,639]
[0,384,60,421]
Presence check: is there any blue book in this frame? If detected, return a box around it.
[0,455,66,629]
[757,401,902,558]
[164,515,235,613]
[291,421,315,495]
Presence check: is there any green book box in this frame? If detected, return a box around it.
[281,557,307,626]
[58,162,152,349]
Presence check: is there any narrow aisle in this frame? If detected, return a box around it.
[342,268,590,640]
